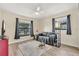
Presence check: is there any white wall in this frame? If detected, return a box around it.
[38,8,79,48]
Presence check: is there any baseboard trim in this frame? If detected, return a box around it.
[61,43,79,50]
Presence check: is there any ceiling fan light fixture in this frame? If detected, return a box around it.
[35,12,39,15]
[36,7,40,11]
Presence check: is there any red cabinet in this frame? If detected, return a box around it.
[0,39,8,56]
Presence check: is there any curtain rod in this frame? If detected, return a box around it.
[20,19,32,21]
[53,14,70,19]
[16,18,33,21]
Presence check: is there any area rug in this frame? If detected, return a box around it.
[18,40,52,56]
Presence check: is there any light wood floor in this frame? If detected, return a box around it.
[41,44,79,56]
[9,40,79,56]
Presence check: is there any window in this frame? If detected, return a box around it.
[14,18,34,39]
[18,23,31,36]
[55,16,67,30]
[52,15,71,35]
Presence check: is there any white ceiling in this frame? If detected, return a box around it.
[0,3,78,19]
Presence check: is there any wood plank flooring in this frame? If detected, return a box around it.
[9,40,79,56]
[41,44,79,56]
